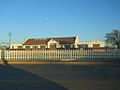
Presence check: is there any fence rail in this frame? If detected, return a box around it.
[0,49,120,61]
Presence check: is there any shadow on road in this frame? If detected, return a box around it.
[0,64,68,90]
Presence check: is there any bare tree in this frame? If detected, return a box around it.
[105,30,120,49]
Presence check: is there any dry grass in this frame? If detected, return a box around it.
[0,59,119,65]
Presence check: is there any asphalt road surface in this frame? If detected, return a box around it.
[0,62,120,90]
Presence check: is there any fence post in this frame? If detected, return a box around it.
[1,49,8,64]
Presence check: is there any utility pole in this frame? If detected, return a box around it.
[8,32,12,49]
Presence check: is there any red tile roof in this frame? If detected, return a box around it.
[23,37,76,45]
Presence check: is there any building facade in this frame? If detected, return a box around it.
[10,36,106,50]
[11,36,79,50]
[77,40,106,49]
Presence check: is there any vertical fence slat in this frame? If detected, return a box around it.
[0,49,120,61]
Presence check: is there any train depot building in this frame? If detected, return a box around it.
[11,36,106,50]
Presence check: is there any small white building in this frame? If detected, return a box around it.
[10,42,23,49]
[77,40,106,49]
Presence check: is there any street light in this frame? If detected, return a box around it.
[8,32,12,49]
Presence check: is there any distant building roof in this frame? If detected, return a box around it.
[23,36,76,45]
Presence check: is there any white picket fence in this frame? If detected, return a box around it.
[0,49,120,61]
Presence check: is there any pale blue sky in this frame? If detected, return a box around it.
[0,0,120,43]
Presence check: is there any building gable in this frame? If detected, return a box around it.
[47,39,58,44]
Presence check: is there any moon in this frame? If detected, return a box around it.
[46,17,49,21]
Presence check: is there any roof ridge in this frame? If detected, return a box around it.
[27,36,75,39]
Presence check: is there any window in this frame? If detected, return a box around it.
[40,45,46,49]
[93,44,100,48]
[50,44,56,49]
[77,45,81,48]
[25,46,30,49]
[18,46,22,49]
[33,46,38,49]
[79,44,88,49]
[64,45,71,49]
[12,46,14,49]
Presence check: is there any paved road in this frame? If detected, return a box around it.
[0,63,120,90]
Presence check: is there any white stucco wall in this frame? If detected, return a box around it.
[11,42,23,49]
[77,40,105,48]
[47,39,59,48]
